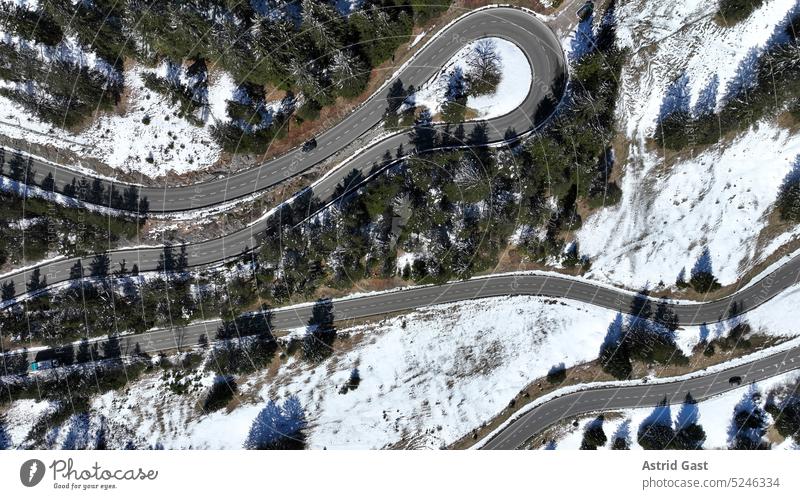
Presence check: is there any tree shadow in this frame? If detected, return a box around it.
[243,395,307,450]
[303,298,337,362]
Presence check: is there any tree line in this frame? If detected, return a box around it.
[1,0,452,148]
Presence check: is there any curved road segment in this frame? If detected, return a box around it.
[6,7,566,214]
[4,4,800,449]
[17,259,800,359]
[0,6,567,300]
[481,349,800,450]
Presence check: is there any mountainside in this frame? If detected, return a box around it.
[578,0,800,290]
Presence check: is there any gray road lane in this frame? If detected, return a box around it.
[7,7,566,213]
[20,256,800,362]
[0,6,568,302]
[481,349,800,450]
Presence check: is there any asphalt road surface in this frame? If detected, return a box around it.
[481,349,800,450]
[8,7,566,213]
[0,6,567,301]
[20,257,800,361]
[5,3,800,447]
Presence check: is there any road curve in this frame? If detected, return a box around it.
[5,6,566,214]
[481,349,800,450]
[19,255,800,362]
[0,6,567,300]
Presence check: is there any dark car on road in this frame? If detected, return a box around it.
[729,375,743,386]
[302,138,317,152]
[577,1,594,22]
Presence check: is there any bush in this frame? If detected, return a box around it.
[546,363,567,384]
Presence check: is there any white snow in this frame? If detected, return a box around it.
[616,0,799,138]
[547,370,800,450]
[6,275,800,449]
[579,124,800,288]
[2,399,56,448]
[410,31,427,47]
[401,37,532,121]
[395,251,417,271]
[2,0,39,8]
[574,0,800,289]
[82,296,619,449]
[0,64,246,178]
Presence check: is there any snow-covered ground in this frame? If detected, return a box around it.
[0,61,246,178]
[579,124,800,288]
[6,275,800,450]
[82,296,616,450]
[545,370,800,450]
[401,37,532,121]
[0,11,290,179]
[575,0,800,289]
[616,0,799,138]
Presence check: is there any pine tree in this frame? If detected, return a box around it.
[243,396,307,450]
[580,415,607,450]
[102,335,121,360]
[673,394,706,449]
[690,248,721,293]
[777,161,800,222]
[303,298,337,361]
[41,172,55,192]
[638,400,675,450]
[8,151,25,181]
[729,390,770,449]
[1,280,14,301]
[599,314,632,379]
[76,338,91,364]
[26,267,45,292]
[654,298,679,332]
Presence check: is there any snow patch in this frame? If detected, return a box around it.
[402,37,532,121]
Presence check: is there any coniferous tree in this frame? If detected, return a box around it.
[101,335,121,360]
[610,420,631,450]
[690,248,721,293]
[1,280,14,301]
[729,390,770,449]
[777,161,800,222]
[673,394,706,449]
[599,314,632,379]
[244,396,307,450]
[580,415,608,450]
[638,400,675,450]
[26,267,45,293]
[303,298,337,361]
[76,338,91,364]
[40,172,55,192]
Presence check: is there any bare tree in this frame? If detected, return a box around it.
[466,39,502,96]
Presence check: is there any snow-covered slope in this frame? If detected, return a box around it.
[401,37,532,121]
[580,125,800,287]
[6,276,800,450]
[0,60,245,178]
[546,370,800,450]
[577,0,800,289]
[616,0,798,138]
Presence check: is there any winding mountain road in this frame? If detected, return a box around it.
[481,349,800,450]
[14,7,564,213]
[22,257,800,360]
[5,3,800,449]
[0,6,567,301]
